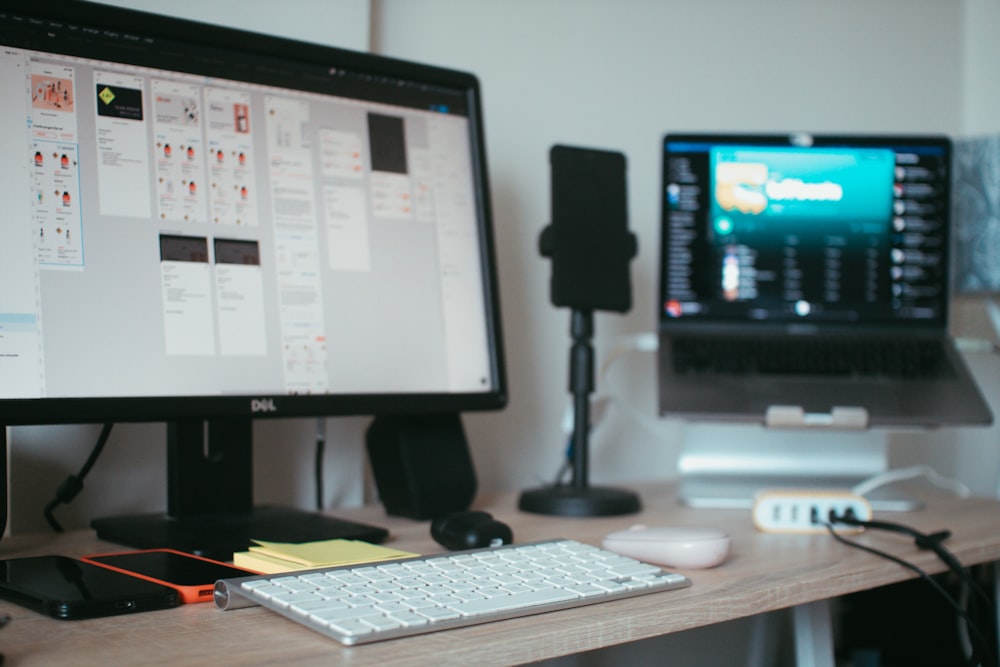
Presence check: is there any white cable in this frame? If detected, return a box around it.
[852,464,972,499]
[594,333,658,432]
[597,333,658,381]
[986,296,1000,341]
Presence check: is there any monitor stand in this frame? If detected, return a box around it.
[676,423,919,512]
[91,418,388,561]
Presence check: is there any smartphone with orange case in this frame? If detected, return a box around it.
[81,548,257,603]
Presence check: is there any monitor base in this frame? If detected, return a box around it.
[91,505,389,561]
[518,485,641,517]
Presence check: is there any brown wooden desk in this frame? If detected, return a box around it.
[1,482,998,666]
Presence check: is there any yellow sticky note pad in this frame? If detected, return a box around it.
[249,539,417,568]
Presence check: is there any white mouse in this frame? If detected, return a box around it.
[602,525,731,569]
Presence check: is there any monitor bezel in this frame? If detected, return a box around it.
[0,0,508,426]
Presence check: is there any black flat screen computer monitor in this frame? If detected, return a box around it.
[0,1,506,556]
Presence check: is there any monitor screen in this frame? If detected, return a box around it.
[0,2,506,424]
[660,134,951,331]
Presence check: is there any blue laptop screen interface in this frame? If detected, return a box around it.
[661,135,950,328]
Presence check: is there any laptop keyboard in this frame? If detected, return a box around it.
[672,336,953,378]
[214,539,690,645]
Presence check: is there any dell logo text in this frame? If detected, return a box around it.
[251,398,278,413]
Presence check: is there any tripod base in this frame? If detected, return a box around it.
[518,485,641,517]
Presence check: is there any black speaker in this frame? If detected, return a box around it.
[366,414,477,519]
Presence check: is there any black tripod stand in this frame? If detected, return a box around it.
[518,145,641,517]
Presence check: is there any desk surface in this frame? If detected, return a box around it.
[2,482,999,666]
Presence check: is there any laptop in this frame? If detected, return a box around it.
[657,133,993,428]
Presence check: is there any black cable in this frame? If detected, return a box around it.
[834,512,993,611]
[826,516,997,667]
[43,423,113,532]
[314,418,325,511]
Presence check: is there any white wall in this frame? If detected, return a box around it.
[9,0,1000,537]
[963,0,1000,135]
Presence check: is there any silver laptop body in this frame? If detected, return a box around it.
[657,133,992,429]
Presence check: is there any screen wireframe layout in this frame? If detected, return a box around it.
[0,12,497,402]
[661,135,951,330]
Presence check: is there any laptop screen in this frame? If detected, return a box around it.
[659,134,952,332]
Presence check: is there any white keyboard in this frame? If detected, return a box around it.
[214,539,691,645]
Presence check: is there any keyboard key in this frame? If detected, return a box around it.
[326,618,375,637]
[447,588,580,617]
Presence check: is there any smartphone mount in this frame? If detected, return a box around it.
[518,145,641,517]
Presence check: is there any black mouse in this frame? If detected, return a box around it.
[430,511,513,550]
